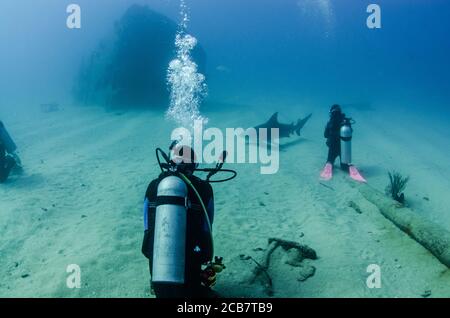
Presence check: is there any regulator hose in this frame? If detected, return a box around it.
[179,172,214,260]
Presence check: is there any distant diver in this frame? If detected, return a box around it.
[0,121,22,183]
[254,112,312,141]
[320,104,366,182]
[141,141,236,298]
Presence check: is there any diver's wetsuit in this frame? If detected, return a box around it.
[324,111,346,167]
[142,171,215,298]
[0,141,16,183]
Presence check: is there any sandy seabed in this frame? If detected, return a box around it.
[1,101,449,298]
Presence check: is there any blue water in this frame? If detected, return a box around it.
[175,1,449,112]
[1,0,449,112]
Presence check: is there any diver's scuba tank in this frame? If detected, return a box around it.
[152,175,188,285]
[340,118,353,168]
[0,121,17,154]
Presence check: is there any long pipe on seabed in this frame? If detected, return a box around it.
[358,184,450,268]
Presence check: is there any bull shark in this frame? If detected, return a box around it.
[254,112,312,140]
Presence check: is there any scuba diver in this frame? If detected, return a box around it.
[0,120,21,183]
[320,104,366,182]
[142,141,236,298]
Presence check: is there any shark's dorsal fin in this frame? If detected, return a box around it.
[267,112,279,125]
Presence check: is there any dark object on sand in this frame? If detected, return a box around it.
[358,183,450,268]
[0,121,17,154]
[73,4,206,108]
[0,141,16,183]
[248,256,273,295]
[348,200,363,214]
[268,238,317,260]
[320,182,334,191]
[40,103,60,113]
[0,121,23,174]
[245,238,317,296]
[385,171,409,204]
[421,290,432,298]
[254,112,312,140]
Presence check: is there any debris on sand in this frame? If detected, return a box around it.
[320,182,334,191]
[421,290,432,298]
[297,264,316,282]
[348,200,363,214]
[242,238,317,296]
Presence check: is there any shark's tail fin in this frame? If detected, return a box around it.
[295,113,312,136]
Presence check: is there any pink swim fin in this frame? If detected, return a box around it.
[349,165,367,183]
[320,163,333,181]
